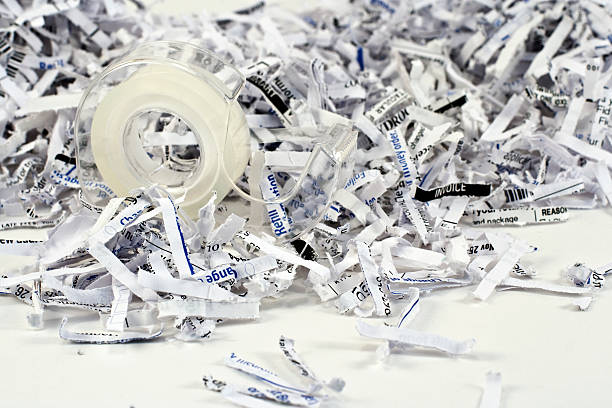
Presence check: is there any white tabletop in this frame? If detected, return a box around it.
[2,207,611,407]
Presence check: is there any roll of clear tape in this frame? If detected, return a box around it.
[90,64,250,217]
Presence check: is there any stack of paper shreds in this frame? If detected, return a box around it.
[1,0,611,405]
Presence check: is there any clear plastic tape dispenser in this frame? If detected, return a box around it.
[75,41,356,241]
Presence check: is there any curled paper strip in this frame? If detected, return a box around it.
[356,320,476,356]
[59,317,162,344]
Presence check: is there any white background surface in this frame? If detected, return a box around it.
[2,1,612,407]
[2,209,612,408]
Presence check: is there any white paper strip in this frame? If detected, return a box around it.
[356,320,475,355]
[479,371,502,408]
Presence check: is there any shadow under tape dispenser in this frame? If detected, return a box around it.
[75,41,357,241]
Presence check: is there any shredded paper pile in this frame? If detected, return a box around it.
[1,0,612,405]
